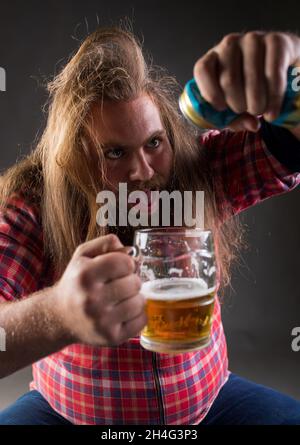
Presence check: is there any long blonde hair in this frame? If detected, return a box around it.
[0,26,244,287]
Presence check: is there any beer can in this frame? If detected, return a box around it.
[179,65,300,130]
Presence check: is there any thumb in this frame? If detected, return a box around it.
[228,113,261,132]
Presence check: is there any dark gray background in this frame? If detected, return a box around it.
[0,0,300,410]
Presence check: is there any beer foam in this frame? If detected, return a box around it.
[141,278,216,301]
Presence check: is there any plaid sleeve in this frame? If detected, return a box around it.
[200,125,300,218]
[0,194,44,302]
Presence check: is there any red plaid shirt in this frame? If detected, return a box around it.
[0,126,299,425]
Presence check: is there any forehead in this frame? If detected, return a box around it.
[90,94,164,144]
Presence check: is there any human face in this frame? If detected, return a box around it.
[90,94,174,199]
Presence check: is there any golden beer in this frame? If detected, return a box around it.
[140,278,216,353]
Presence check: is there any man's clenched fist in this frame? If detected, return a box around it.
[54,234,147,347]
[193,31,300,132]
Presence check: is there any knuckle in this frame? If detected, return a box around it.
[112,275,141,301]
[100,234,121,254]
[243,31,263,44]
[220,72,238,90]
[109,252,134,273]
[106,326,121,345]
[196,53,213,69]
[74,244,86,258]
[193,58,202,72]
[75,255,88,269]
[132,274,142,292]
[221,33,241,48]
[265,31,285,48]
[106,233,119,244]
[193,57,209,77]
[122,255,135,274]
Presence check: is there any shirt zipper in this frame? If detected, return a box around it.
[152,352,165,424]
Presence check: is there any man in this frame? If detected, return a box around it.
[0,27,300,425]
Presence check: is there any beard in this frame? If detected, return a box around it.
[108,224,136,246]
[106,173,177,247]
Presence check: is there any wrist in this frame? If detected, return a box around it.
[47,284,78,347]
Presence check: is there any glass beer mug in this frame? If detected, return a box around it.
[134,228,217,354]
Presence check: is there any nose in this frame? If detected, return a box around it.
[128,150,154,182]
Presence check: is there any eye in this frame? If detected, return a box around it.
[105,148,124,160]
[146,137,162,149]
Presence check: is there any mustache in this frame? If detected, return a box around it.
[126,178,166,193]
